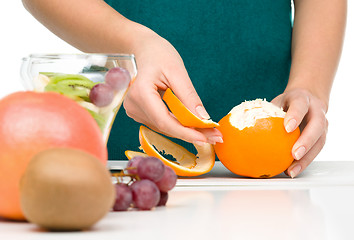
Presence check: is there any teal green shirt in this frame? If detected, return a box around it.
[105,0,293,159]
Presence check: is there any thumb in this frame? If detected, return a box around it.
[271,94,285,108]
[166,66,210,120]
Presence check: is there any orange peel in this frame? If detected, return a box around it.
[163,88,219,128]
[129,126,215,176]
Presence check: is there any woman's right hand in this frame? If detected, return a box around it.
[21,0,221,145]
[124,30,223,145]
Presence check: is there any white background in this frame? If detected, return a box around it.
[0,1,353,161]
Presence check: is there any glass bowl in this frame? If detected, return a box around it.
[20,53,137,144]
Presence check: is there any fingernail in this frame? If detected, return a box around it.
[289,165,302,178]
[285,119,297,133]
[294,146,306,160]
[208,136,223,144]
[193,140,206,146]
[196,105,210,119]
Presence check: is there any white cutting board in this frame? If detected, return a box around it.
[107,161,354,187]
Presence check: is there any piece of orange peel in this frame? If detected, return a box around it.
[125,88,219,176]
[125,126,215,176]
[162,88,219,128]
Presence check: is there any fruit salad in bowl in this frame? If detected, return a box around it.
[20,53,137,143]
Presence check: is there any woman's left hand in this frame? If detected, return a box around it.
[272,88,329,178]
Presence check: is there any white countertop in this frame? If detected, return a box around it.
[1,161,354,240]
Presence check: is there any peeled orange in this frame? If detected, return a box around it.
[214,99,300,178]
[127,126,215,176]
[163,88,219,128]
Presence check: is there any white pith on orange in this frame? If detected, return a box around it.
[163,88,219,128]
[134,126,215,176]
[125,150,148,159]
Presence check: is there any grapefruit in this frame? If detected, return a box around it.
[0,91,107,220]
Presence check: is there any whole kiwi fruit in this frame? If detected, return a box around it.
[20,148,115,231]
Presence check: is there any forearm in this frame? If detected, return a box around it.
[22,0,152,54]
[287,0,347,110]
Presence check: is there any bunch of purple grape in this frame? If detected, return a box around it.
[112,156,178,211]
[89,67,131,107]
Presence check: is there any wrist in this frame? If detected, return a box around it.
[117,21,160,55]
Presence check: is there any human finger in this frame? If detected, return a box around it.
[270,94,285,108]
[291,109,328,161]
[196,128,223,145]
[286,133,327,178]
[134,81,215,144]
[283,95,310,133]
